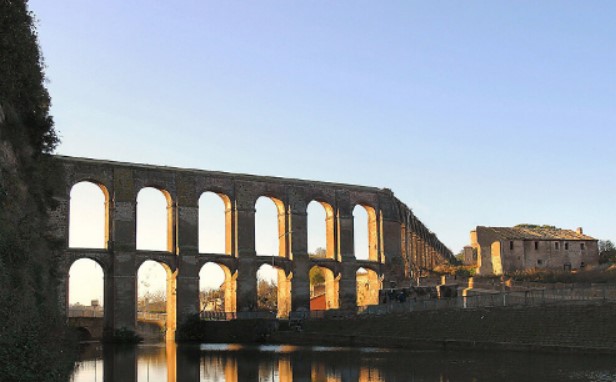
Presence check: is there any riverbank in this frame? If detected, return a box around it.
[270,302,616,354]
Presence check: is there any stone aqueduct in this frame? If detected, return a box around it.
[50,156,453,337]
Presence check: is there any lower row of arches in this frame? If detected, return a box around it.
[67,259,382,320]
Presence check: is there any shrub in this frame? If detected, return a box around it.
[103,327,144,344]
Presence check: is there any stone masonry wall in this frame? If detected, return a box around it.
[51,155,454,336]
[292,302,616,352]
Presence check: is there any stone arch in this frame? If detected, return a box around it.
[353,204,378,261]
[355,261,380,275]
[134,254,177,274]
[308,257,341,276]
[136,187,175,252]
[301,190,336,215]
[67,254,109,274]
[67,174,112,197]
[307,200,336,260]
[64,252,111,274]
[348,195,378,218]
[255,256,294,277]
[199,191,232,255]
[196,255,238,277]
[309,265,339,310]
[356,267,381,307]
[74,327,92,341]
[133,173,177,202]
[68,258,105,317]
[255,196,287,257]
[199,261,237,313]
[69,181,110,249]
[256,263,291,318]
[137,260,177,340]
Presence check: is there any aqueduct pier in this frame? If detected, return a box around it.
[50,156,453,338]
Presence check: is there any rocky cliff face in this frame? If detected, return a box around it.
[0,103,75,381]
[0,1,75,376]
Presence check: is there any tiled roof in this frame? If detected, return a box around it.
[477,225,596,241]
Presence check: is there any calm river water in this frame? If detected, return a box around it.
[71,342,616,382]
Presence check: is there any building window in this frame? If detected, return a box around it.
[565,242,569,250]
[510,241,514,250]
[537,259,543,265]
[581,243,585,251]
[534,241,539,250]
[555,242,560,250]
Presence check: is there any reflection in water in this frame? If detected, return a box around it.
[137,344,169,382]
[359,367,383,382]
[71,342,616,382]
[200,351,236,382]
[72,360,103,382]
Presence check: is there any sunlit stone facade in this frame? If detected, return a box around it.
[466,225,599,275]
[50,155,454,337]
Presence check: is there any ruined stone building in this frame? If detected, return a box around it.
[464,225,599,275]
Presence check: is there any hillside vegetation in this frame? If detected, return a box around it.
[0,1,75,380]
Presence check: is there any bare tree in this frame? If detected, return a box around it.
[257,279,277,311]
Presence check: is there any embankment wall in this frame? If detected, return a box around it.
[272,302,616,353]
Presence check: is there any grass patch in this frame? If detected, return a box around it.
[433,263,477,278]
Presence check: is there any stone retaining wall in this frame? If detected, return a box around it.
[273,302,616,353]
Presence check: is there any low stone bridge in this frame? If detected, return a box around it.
[69,316,166,341]
[49,155,453,338]
[68,317,104,340]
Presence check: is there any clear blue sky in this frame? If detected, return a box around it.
[31,1,616,256]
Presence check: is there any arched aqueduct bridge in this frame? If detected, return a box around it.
[50,156,454,338]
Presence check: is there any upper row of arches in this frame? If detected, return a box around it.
[69,181,379,261]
